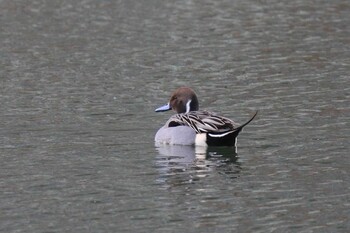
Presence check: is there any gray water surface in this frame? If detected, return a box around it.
[1,0,350,232]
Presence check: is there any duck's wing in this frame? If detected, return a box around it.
[166,111,239,134]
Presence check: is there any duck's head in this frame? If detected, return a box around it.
[155,87,199,114]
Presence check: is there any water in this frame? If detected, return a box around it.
[1,0,349,232]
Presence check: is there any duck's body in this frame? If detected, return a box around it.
[155,87,257,147]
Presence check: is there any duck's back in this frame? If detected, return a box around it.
[165,111,239,134]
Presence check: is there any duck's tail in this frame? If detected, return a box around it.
[205,111,258,147]
[235,110,258,133]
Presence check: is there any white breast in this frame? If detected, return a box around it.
[155,126,196,145]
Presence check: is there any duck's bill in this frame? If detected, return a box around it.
[155,103,171,112]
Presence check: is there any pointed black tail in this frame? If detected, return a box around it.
[234,110,258,134]
[206,111,258,147]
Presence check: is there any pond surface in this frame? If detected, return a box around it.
[1,0,349,232]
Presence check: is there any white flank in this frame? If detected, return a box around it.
[195,133,208,147]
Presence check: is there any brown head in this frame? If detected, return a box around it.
[155,87,199,113]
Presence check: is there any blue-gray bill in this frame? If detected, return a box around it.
[155,103,171,112]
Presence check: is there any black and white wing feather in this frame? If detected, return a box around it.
[166,111,239,134]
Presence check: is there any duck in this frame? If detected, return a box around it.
[155,87,258,147]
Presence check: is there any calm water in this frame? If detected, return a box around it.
[1,0,350,232]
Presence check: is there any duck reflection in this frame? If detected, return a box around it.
[154,144,241,188]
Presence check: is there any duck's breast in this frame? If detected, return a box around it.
[155,125,196,145]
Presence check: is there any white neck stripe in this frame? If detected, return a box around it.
[185,99,192,113]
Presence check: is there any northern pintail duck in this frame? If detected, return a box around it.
[155,87,257,147]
